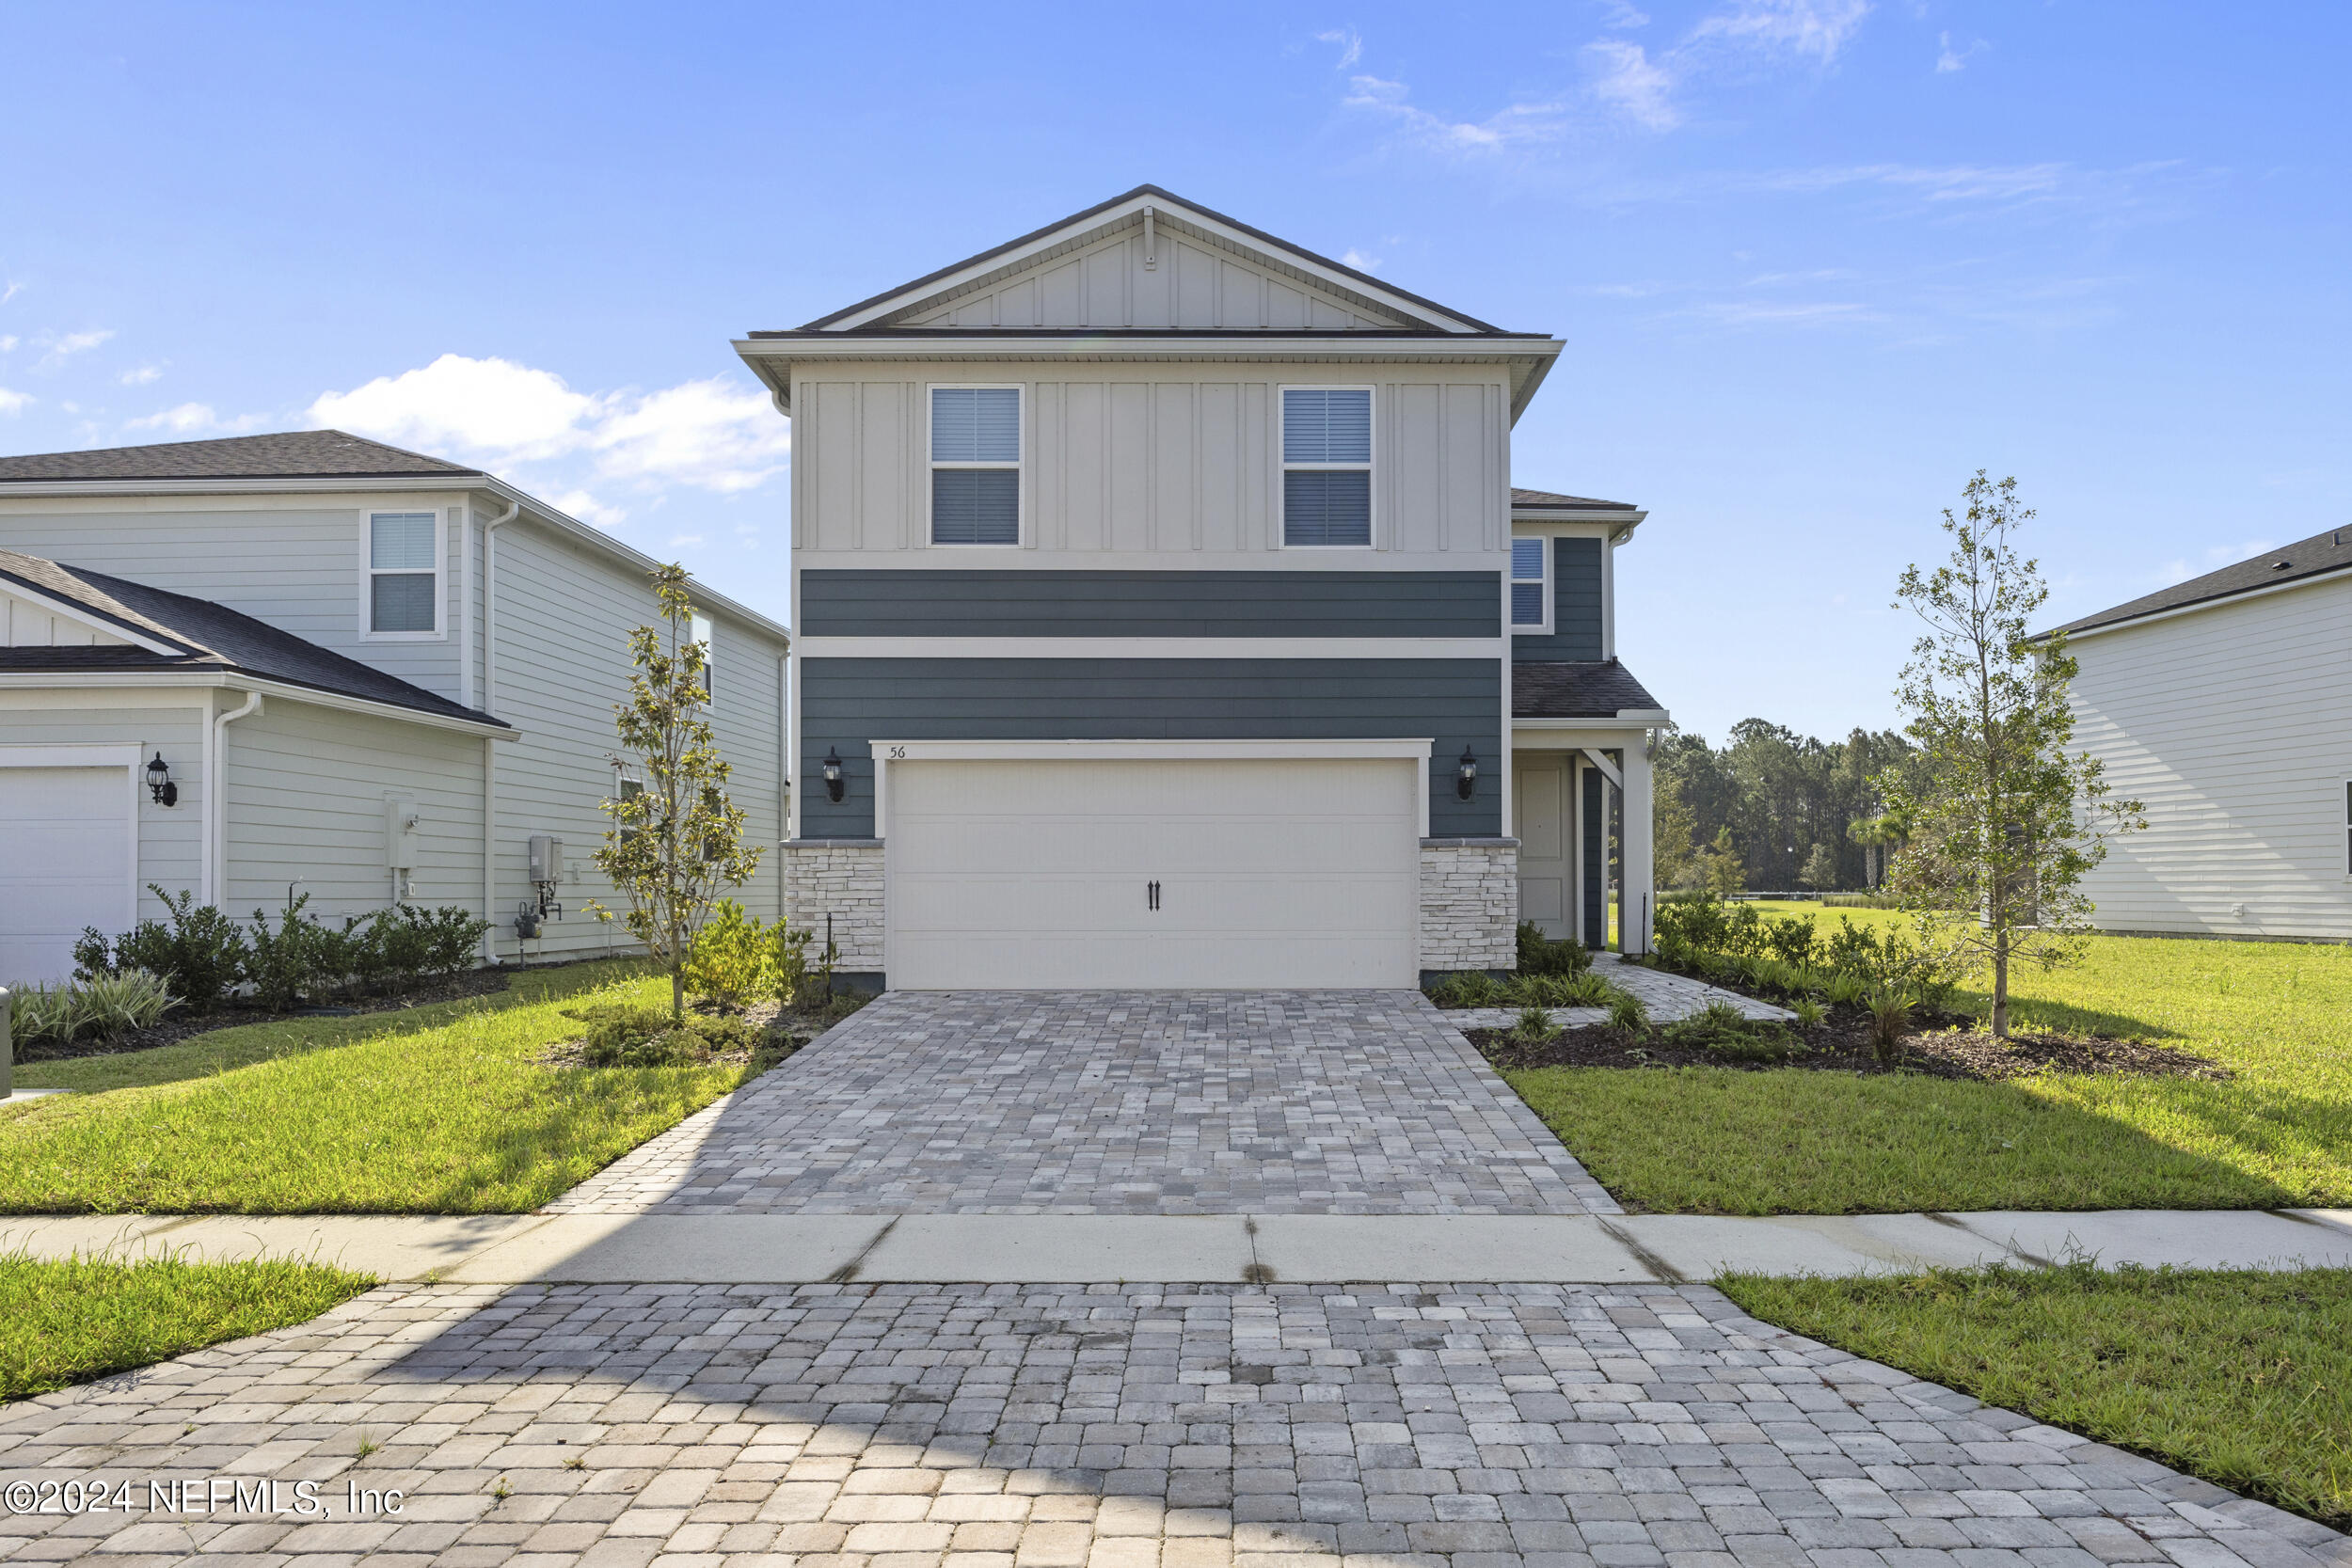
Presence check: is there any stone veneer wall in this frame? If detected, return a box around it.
[780,839,885,972]
[1420,837,1518,972]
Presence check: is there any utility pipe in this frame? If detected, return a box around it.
[208,689,263,907]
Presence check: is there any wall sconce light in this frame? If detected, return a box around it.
[1455,744,1479,801]
[822,748,845,803]
[146,751,178,807]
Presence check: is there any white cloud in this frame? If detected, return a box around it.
[0,336,17,353]
[1314,28,1362,68]
[589,377,791,494]
[38,328,115,368]
[2161,539,2278,585]
[310,353,604,462]
[119,364,164,386]
[127,403,267,435]
[1342,74,1569,152]
[1583,40,1679,130]
[667,533,707,549]
[552,488,628,529]
[309,354,790,496]
[1340,247,1383,272]
[1689,0,1871,64]
[0,388,30,416]
[1935,32,1986,71]
[1597,1,1651,25]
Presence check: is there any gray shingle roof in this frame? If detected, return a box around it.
[1513,659,1666,719]
[1512,487,1638,511]
[2044,526,2352,638]
[0,430,479,483]
[0,549,505,727]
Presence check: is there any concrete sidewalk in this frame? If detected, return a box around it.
[7,1206,2346,1284]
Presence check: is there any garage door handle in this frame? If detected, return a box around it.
[1147,879,1160,911]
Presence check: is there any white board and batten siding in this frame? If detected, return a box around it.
[478,515,787,959]
[791,364,1511,568]
[2070,574,2352,941]
[884,756,1421,990]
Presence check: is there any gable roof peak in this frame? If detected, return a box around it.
[796,184,1509,336]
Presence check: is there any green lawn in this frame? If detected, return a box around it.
[1721,1262,2352,1530]
[1510,906,2352,1212]
[0,1253,376,1400]
[0,960,771,1213]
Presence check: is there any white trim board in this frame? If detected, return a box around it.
[0,671,516,738]
[867,736,1438,839]
[0,580,188,657]
[794,637,1506,660]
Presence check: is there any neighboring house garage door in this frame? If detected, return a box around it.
[0,764,135,986]
[885,755,1421,989]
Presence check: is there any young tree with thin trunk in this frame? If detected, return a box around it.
[1879,473,2142,1037]
[587,565,763,1022]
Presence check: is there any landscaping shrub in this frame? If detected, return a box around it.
[78,885,250,1006]
[1512,1005,1559,1041]
[404,904,494,980]
[1507,971,1613,1008]
[685,900,772,1009]
[1607,991,1648,1033]
[1866,984,1914,1060]
[1426,971,1508,1008]
[1664,1001,1804,1063]
[7,970,176,1047]
[565,1002,764,1067]
[246,895,330,1011]
[1516,921,1592,976]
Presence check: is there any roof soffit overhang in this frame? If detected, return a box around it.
[734,332,1567,425]
[798,187,1502,336]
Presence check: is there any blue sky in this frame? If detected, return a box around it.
[4,2,2344,741]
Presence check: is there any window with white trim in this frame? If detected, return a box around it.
[1511,538,1549,628]
[616,769,645,849]
[930,387,1021,545]
[2344,780,2350,876]
[367,512,439,634]
[690,613,714,701]
[1281,388,1373,546]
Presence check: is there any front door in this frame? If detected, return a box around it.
[1514,756,1571,940]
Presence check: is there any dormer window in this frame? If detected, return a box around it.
[366,511,440,636]
[1281,388,1373,546]
[1512,538,1549,628]
[930,387,1021,546]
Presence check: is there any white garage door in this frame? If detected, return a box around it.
[886,756,1420,990]
[0,766,135,985]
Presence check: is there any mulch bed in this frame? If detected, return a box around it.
[14,968,515,1061]
[1470,1003,2231,1082]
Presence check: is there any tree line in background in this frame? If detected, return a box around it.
[1652,721,1925,895]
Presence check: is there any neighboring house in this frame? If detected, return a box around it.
[2047,527,2352,942]
[733,184,1669,990]
[0,431,788,984]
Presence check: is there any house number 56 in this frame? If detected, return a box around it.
[886,746,907,759]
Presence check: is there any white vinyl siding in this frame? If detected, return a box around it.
[930,387,1021,546]
[367,512,441,636]
[2068,574,2352,940]
[1281,388,1373,547]
[1511,538,1549,628]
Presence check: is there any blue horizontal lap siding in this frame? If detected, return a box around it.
[800,570,1502,639]
[1512,538,1603,661]
[800,657,1503,838]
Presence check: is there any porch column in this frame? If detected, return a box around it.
[1621,737,1654,955]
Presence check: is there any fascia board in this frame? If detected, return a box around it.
[1511,509,1648,525]
[0,669,517,737]
[736,333,1563,363]
[1514,710,1673,727]
[0,473,789,645]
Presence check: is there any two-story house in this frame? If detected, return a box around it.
[736,185,1669,990]
[0,431,789,984]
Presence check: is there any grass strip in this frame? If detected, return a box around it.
[1506,908,2352,1213]
[0,960,772,1213]
[1721,1261,2352,1531]
[0,1253,375,1401]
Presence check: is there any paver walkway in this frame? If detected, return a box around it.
[548,992,1618,1217]
[7,1280,2343,1566]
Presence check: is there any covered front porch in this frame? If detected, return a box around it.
[1511,658,1670,956]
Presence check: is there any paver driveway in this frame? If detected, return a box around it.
[548,991,1617,1216]
[7,1280,2343,1566]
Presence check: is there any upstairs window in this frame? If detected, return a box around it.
[2344,781,2351,876]
[1511,538,1549,628]
[367,512,439,635]
[1281,388,1372,546]
[690,613,714,701]
[930,387,1021,545]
